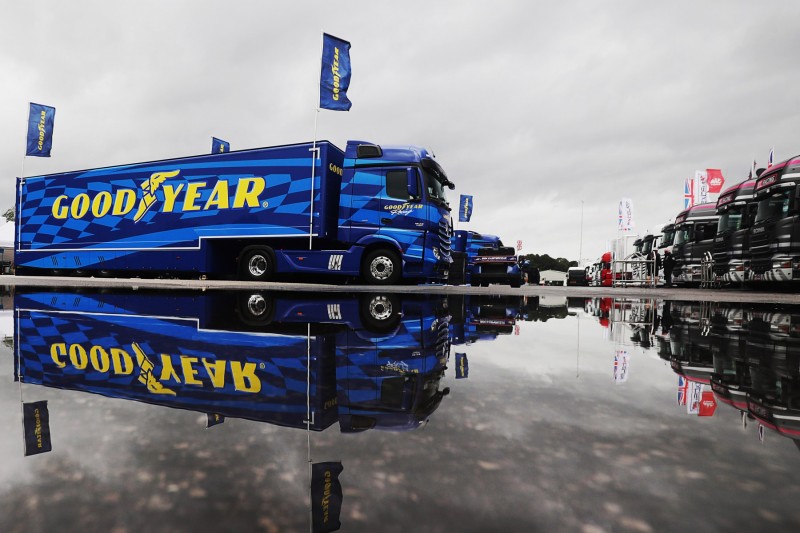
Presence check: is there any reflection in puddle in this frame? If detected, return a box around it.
[3,289,800,531]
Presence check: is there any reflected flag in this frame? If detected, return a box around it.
[687,382,703,414]
[768,147,774,169]
[26,102,56,157]
[206,413,225,428]
[455,353,469,379]
[23,400,52,456]
[677,376,688,406]
[613,349,629,383]
[697,391,717,417]
[311,461,344,533]
[320,33,352,111]
[459,194,473,222]
[211,137,230,154]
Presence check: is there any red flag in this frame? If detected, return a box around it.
[706,169,725,194]
[698,391,717,417]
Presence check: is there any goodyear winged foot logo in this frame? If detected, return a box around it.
[131,342,176,395]
[49,170,267,222]
[133,170,179,222]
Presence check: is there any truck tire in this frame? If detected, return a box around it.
[359,294,401,333]
[362,248,401,285]
[240,246,275,282]
[237,292,275,326]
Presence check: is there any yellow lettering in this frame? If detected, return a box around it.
[232,177,265,208]
[180,356,202,385]
[91,191,113,218]
[50,343,67,368]
[70,193,91,219]
[112,189,136,216]
[183,182,206,211]
[159,354,180,383]
[110,348,133,375]
[231,361,261,392]
[162,184,185,213]
[69,344,88,369]
[51,195,69,219]
[204,180,230,210]
[203,358,227,388]
[89,346,110,373]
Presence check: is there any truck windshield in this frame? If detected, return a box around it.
[755,190,792,224]
[659,228,675,248]
[674,225,692,245]
[717,208,743,234]
[641,238,653,254]
[423,169,449,207]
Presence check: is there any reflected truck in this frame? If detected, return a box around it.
[13,290,452,433]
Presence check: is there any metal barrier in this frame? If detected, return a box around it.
[700,252,718,289]
[611,258,657,288]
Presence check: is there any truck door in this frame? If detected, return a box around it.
[381,168,426,235]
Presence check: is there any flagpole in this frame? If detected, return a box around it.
[306,322,313,533]
[309,32,324,251]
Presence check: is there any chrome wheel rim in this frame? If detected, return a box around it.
[369,256,394,281]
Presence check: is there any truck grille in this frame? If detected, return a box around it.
[712,237,730,274]
[438,218,452,259]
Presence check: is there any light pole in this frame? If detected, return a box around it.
[579,200,584,266]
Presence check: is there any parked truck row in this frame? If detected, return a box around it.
[588,154,800,289]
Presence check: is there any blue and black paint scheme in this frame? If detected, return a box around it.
[13,289,452,432]
[450,230,522,287]
[15,140,453,284]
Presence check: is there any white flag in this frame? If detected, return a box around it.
[618,198,635,232]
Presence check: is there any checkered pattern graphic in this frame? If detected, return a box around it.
[17,309,332,428]
[335,315,450,407]
[18,143,339,257]
[338,170,442,266]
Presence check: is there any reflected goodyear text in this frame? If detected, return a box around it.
[49,342,261,393]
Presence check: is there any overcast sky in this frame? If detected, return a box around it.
[2,1,799,261]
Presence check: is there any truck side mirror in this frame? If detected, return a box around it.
[407,169,420,201]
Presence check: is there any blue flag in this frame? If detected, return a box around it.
[455,353,469,379]
[320,33,352,111]
[26,102,56,157]
[459,195,473,222]
[211,137,230,154]
[311,461,344,533]
[23,400,52,456]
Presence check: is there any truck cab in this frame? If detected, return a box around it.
[750,155,800,283]
[712,179,757,284]
[449,230,523,287]
[672,203,719,286]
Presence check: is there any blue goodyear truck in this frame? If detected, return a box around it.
[14,289,452,432]
[14,140,454,284]
[449,230,523,287]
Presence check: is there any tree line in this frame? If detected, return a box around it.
[520,253,577,272]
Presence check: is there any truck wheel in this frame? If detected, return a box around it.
[237,292,275,326]
[362,249,401,285]
[240,246,275,281]
[360,294,401,332]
